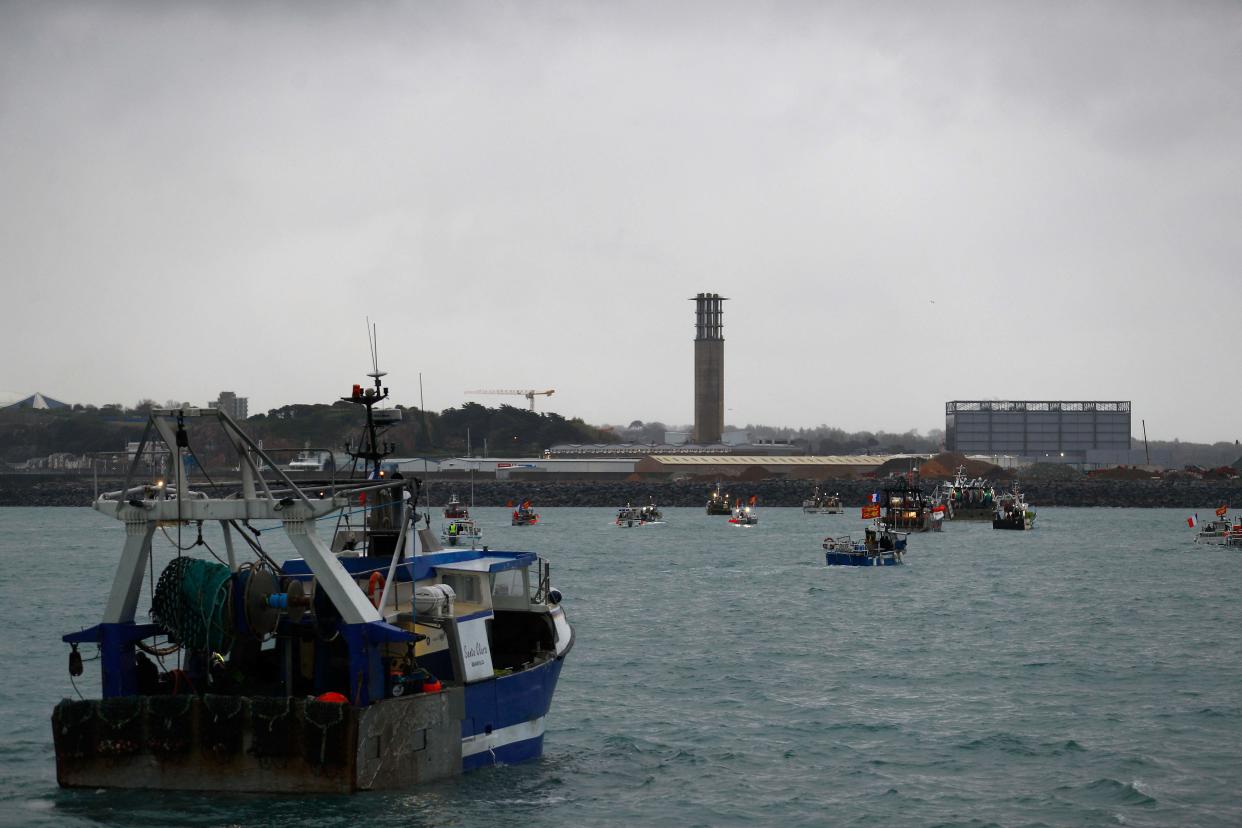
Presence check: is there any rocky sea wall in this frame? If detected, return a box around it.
[4,475,1241,509]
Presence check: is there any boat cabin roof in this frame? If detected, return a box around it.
[432,555,530,574]
[282,549,537,582]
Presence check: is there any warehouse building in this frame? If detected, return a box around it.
[945,400,1132,464]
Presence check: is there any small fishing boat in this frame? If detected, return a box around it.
[802,486,843,514]
[615,502,665,527]
[823,522,907,566]
[443,493,469,519]
[1191,507,1239,544]
[512,500,540,526]
[993,483,1036,530]
[441,516,482,547]
[728,499,759,526]
[706,482,733,515]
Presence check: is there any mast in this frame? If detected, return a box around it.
[342,322,394,479]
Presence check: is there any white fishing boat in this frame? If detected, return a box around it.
[441,516,483,547]
[614,502,665,527]
[1191,508,1239,544]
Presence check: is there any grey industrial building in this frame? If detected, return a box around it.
[945,400,1132,463]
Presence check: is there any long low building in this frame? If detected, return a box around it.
[636,455,909,480]
[385,454,923,481]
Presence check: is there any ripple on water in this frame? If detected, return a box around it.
[1059,778,1159,808]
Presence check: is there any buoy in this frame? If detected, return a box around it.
[367,572,386,607]
[316,691,349,704]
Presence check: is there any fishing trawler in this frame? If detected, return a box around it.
[880,478,939,532]
[511,501,539,526]
[934,466,995,520]
[802,486,843,514]
[823,522,907,566]
[443,493,469,519]
[706,482,732,515]
[53,362,573,792]
[993,482,1036,530]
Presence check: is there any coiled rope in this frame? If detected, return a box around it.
[151,558,234,654]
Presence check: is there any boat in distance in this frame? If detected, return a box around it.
[443,493,469,519]
[1191,507,1239,544]
[53,369,573,792]
[706,482,733,515]
[993,482,1036,530]
[933,466,995,521]
[614,502,665,527]
[511,500,540,526]
[802,486,843,514]
[824,523,907,566]
[441,516,483,547]
[879,477,941,532]
[728,498,759,526]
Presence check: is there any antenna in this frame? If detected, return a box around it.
[343,319,392,479]
[365,317,373,367]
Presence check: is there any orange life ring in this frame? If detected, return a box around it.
[367,572,386,607]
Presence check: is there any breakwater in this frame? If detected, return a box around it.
[4,475,1240,509]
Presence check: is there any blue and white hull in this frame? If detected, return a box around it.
[462,655,566,769]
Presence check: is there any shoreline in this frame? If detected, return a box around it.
[3,476,1239,509]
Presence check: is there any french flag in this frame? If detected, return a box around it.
[869,492,880,504]
[1188,514,1197,528]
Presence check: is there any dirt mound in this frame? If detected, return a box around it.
[915,452,1005,480]
[873,456,922,477]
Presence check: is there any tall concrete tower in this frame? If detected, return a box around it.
[691,292,727,444]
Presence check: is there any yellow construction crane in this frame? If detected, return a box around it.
[465,389,556,411]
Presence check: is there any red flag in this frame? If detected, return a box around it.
[1187,515,1197,528]
[749,495,757,506]
[861,504,881,519]
[1216,505,1229,517]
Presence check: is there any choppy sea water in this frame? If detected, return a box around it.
[1,506,1239,827]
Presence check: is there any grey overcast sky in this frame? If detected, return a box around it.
[1,1,1239,442]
